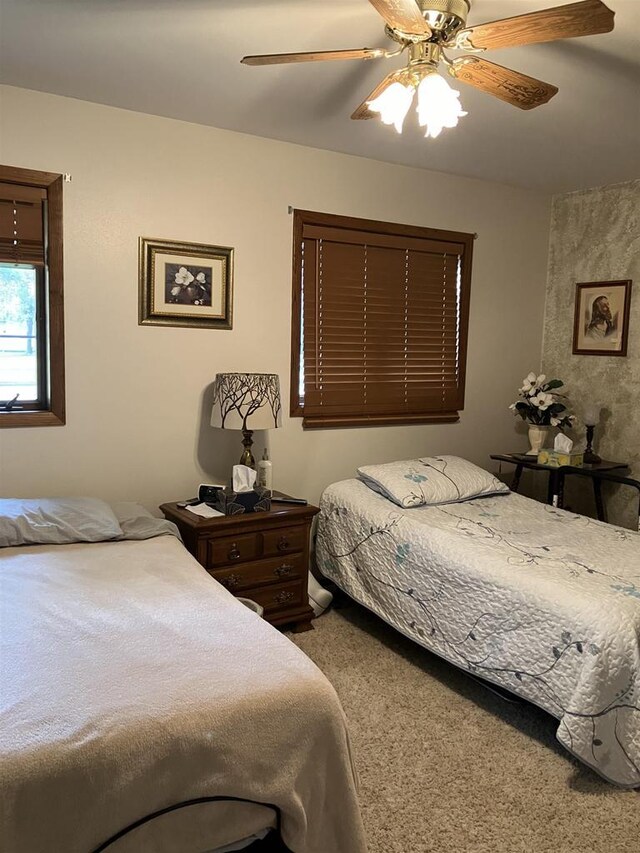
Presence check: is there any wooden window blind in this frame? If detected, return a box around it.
[291,210,473,429]
[0,182,47,265]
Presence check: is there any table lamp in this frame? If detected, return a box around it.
[583,404,602,465]
[210,373,282,467]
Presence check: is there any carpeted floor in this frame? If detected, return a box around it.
[289,602,639,853]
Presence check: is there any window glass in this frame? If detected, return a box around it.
[0,265,38,404]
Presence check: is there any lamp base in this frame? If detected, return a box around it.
[584,425,601,465]
[239,429,255,468]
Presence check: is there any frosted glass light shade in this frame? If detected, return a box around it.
[416,73,467,139]
[368,82,415,133]
[583,404,601,426]
[211,373,282,431]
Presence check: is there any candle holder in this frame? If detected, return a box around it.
[584,424,601,465]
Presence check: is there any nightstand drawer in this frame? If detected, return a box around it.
[211,554,305,592]
[208,533,261,568]
[262,526,306,557]
[242,580,305,615]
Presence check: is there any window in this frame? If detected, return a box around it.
[0,166,65,427]
[291,210,473,429]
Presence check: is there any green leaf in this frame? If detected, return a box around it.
[545,379,564,390]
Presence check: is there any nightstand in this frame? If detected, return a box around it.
[160,501,319,632]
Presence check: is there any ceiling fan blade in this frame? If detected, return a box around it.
[241,48,385,66]
[452,0,614,51]
[351,69,407,119]
[449,57,558,110]
[367,0,431,36]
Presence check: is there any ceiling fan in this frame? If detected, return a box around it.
[241,0,615,138]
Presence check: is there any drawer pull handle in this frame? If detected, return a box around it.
[222,573,241,590]
[275,563,293,577]
[277,536,291,552]
[228,543,241,561]
[275,590,294,604]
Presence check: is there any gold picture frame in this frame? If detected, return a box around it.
[138,237,233,329]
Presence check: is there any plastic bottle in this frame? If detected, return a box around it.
[257,448,273,490]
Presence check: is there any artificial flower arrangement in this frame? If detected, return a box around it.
[509,372,576,429]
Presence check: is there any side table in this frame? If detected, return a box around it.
[160,501,319,632]
[490,453,630,523]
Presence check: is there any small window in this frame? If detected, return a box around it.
[291,210,473,429]
[0,166,65,427]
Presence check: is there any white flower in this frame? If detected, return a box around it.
[170,285,181,296]
[531,392,554,411]
[196,272,206,283]
[520,372,537,392]
[536,374,546,385]
[174,266,194,286]
[509,402,517,410]
[550,416,560,426]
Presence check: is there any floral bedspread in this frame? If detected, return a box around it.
[317,479,640,787]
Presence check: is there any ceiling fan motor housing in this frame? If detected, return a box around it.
[419,0,470,33]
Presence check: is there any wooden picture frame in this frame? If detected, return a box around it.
[139,237,233,329]
[572,280,632,357]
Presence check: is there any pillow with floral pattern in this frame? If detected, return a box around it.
[357,455,509,508]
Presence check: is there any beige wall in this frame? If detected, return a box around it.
[542,180,640,529]
[0,85,551,511]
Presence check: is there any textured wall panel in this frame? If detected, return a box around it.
[542,180,640,529]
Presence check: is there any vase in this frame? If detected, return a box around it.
[527,424,550,456]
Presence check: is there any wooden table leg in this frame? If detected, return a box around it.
[547,470,561,507]
[511,464,523,492]
[593,478,607,523]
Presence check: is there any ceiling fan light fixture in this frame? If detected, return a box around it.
[416,71,467,139]
[367,80,415,133]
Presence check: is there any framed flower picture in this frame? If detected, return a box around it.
[572,280,632,356]
[138,237,233,329]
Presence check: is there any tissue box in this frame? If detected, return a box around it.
[214,486,272,515]
[537,449,584,468]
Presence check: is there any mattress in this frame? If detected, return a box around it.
[0,535,366,853]
[317,478,640,787]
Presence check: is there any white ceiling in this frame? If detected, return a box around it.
[1,0,639,192]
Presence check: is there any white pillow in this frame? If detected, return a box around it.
[357,455,509,508]
[110,502,181,541]
[0,498,123,547]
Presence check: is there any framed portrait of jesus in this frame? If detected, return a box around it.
[572,280,632,357]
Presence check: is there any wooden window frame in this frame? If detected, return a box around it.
[290,209,473,429]
[0,165,65,428]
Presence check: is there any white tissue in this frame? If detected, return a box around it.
[232,465,257,493]
[554,433,573,453]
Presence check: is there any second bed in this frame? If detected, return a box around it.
[316,457,640,788]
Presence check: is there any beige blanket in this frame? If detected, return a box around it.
[0,537,366,853]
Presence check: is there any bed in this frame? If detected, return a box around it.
[315,457,640,788]
[0,499,366,853]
